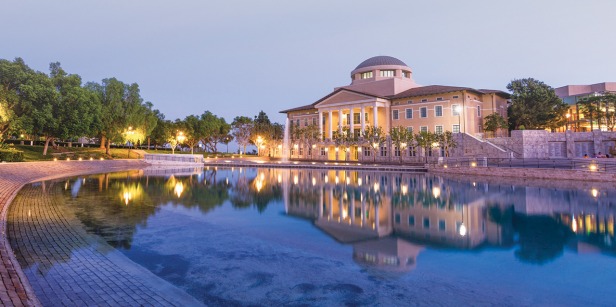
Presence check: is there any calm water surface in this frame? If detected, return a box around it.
[12,167,616,306]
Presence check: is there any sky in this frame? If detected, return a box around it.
[2,0,616,126]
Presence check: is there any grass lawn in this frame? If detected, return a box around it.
[12,145,142,162]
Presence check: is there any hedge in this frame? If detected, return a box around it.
[0,149,25,162]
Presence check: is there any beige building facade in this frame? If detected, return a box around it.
[278,56,509,162]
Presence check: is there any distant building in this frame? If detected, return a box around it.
[278,56,509,161]
[555,82,616,131]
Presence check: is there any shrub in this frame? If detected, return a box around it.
[0,149,25,162]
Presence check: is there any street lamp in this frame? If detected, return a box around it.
[455,105,463,133]
[565,113,571,131]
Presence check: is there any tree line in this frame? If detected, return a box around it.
[0,57,284,156]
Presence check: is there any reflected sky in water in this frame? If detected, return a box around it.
[13,167,616,305]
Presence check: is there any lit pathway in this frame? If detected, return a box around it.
[0,160,150,306]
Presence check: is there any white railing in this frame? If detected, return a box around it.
[144,153,204,164]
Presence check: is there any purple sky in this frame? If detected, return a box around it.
[2,0,615,125]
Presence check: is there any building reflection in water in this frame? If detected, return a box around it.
[52,166,616,274]
[270,168,616,272]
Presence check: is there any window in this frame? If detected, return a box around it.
[421,99,428,102]
[304,118,308,126]
[380,146,387,157]
[477,105,481,117]
[308,147,312,156]
[402,71,411,78]
[453,95,459,99]
[420,126,428,133]
[393,110,399,120]
[394,146,401,157]
[436,97,443,101]
[423,217,430,229]
[453,124,460,133]
[435,106,443,117]
[363,147,371,156]
[452,104,460,116]
[296,119,300,126]
[320,147,326,155]
[405,109,413,119]
[407,100,413,104]
[395,213,401,224]
[346,114,350,125]
[299,147,303,155]
[353,113,360,124]
[380,70,395,77]
[420,107,427,118]
[361,71,373,79]
[439,220,446,231]
[408,215,415,226]
[435,125,443,134]
[312,118,317,125]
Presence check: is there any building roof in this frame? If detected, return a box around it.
[355,56,408,70]
[280,88,387,113]
[389,85,510,99]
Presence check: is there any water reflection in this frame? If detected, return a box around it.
[14,167,616,274]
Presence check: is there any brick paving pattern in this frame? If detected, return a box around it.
[0,160,162,306]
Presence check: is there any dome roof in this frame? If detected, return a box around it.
[355,56,408,70]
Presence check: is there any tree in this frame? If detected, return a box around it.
[177,115,202,154]
[415,131,437,162]
[583,93,616,131]
[483,113,508,137]
[232,116,252,154]
[300,124,321,159]
[436,131,457,157]
[332,127,357,160]
[390,126,413,163]
[26,63,101,155]
[362,126,385,162]
[507,78,568,130]
[141,102,159,149]
[0,58,32,143]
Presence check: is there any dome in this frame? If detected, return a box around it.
[355,56,408,70]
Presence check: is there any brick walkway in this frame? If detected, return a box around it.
[0,160,153,306]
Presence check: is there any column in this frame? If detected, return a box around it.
[338,109,343,134]
[349,108,354,136]
[360,106,365,135]
[318,111,323,140]
[328,110,333,139]
[373,104,378,128]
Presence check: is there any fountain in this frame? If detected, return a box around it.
[282,118,290,162]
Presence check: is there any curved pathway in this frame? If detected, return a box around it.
[0,160,150,306]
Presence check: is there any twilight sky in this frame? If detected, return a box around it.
[2,0,615,125]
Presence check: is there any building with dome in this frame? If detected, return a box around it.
[277,56,510,161]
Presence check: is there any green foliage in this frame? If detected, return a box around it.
[507,78,568,130]
[483,113,508,136]
[0,148,24,162]
[390,126,413,162]
[362,126,385,161]
[415,131,437,161]
[582,93,616,131]
[231,116,252,154]
[436,131,456,157]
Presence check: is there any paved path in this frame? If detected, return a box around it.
[0,160,150,306]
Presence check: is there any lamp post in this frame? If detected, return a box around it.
[455,105,463,133]
[565,113,571,131]
[174,131,185,154]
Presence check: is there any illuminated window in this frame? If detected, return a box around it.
[402,71,411,78]
[361,71,373,79]
[380,70,395,77]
